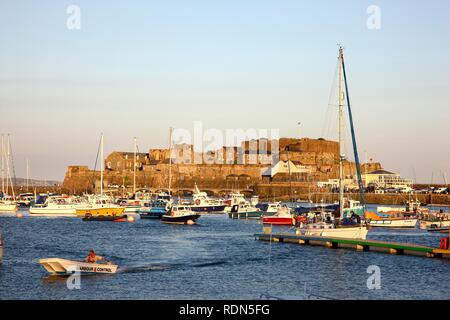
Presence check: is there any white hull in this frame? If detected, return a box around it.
[368,219,417,228]
[39,258,118,275]
[0,204,18,212]
[296,226,368,239]
[123,206,141,213]
[29,207,78,216]
[419,220,450,230]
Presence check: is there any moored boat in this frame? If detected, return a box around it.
[162,205,200,225]
[262,205,294,226]
[188,184,226,213]
[29,196,86,216]
[139,200,169,219]
[16,193,35,208]
[0,199,18,212]
[76,206,126,221]
[419,211,450,229]
[39,258,118,275]
[295,47,368,240]
[228,203,262,219]
[365,211,418,228]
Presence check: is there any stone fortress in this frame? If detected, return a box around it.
[62,137,381,197]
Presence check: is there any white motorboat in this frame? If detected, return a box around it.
[0,200,18,212]
[39,258,118,275]
[368,218,418,228]
[29,196,86,216]
[365,211,418,228]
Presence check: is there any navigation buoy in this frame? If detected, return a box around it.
[16,213,24,219]
[127,216,135,223]
[187,220,195,225]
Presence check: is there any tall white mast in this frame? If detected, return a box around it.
[338,47,344,220]
[6,135,15,198]
[168,127,173,195]
[100,133,104,195]
[133,137,137,195]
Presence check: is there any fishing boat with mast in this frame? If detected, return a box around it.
[187,184,227,213]
[296,47,368,239]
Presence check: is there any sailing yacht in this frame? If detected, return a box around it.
[296,47,368,240]
[76,134,126,221]
[0,134,18,213]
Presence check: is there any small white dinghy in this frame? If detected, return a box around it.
[39,258,118,275]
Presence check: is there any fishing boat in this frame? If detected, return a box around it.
[342,199,365,218]
[377,199,427,214]
[262,204,294,225]
[76,195,126,221]
[29,195,86,216]
[188,184,226,213]
[365,211,418,228]
[257,202,281,216]
[139,200,169,219]
[39,258,118,275]
[295,47,368,240]
[419,211,450,230]
[228,203,262,219]
[161,205,200,225]
[223,192,246,213]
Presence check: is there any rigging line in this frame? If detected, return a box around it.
[8,136,17,187]
[321,59,340,139]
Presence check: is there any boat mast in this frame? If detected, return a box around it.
[338,47,344,220]
[6,135,15,198]
[100,133,104,195]
[133,137,137,195]
[168,127,173,196]
[342,48,366,208]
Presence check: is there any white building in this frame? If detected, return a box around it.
[261,160,311,178]
[362,169,413,188]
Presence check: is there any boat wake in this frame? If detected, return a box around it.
[118,264,174,274]
[191,259,227,268]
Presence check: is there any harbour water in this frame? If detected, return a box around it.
[0,205,449,300]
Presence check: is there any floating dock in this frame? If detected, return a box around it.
[255,232,450,259]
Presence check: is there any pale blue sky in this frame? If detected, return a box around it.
[0,0,449,182]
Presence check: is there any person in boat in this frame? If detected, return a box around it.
[84,249,104,264]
